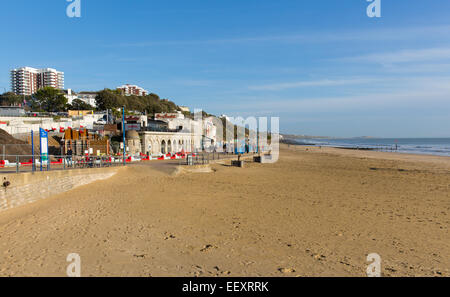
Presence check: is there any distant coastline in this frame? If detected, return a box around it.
[281,136,450,157]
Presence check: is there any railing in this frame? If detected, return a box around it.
[0,152,218,173]
[0,150,264,174]
[0,154,127,174]
[180,151,250,166]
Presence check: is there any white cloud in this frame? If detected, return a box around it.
[382,62,450,73]
[248,78,380,91]
[343,47,450,64]
[212,76,450,114]
[222,91,449,115]
[174,79,216,87]
[114,25,450,48]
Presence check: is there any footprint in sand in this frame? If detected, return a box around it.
[200,244,217,252]
[278,267,296,274]
[313,254,326,261]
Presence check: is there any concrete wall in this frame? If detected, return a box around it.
[0,167,118,213]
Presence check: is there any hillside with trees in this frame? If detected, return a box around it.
[95,89,179,114]
[0,87,180,114]
[0,88,269,142]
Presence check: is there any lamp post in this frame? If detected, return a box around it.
[31,130,35,172]
[257,126,260,156]
[122,106,126,166]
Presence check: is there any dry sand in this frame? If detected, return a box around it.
[0,144,448,276]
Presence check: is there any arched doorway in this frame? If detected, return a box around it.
[151,140,157,155]
[167,140,172,154]
[161,140,166,154]
[172,139,176,153]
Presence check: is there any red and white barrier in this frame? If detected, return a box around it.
[0,152,193,169]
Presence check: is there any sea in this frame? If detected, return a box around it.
[290,138,450,157]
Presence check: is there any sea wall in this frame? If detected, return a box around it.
[0,167,118,212]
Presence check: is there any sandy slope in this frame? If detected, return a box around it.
[0,145,448,276]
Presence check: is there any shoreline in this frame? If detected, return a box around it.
[282,143,450,171]
[282,138,450,158]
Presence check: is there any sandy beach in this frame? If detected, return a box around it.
[0,144,448,277]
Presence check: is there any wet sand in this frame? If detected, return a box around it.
[0,145,448,276]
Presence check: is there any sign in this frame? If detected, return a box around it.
[125,116,141,121]
[104,124,118,132]
[125,124,141,131]
[39,128,48,162]
[155,113,179,120]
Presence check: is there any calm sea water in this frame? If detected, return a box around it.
[293,138,450,157]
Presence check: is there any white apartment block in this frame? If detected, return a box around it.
[10,67,64,96]
[117,84,148,96]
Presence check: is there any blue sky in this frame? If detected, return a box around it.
[1,0,450,137]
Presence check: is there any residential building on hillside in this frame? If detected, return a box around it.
[63,89,78,104]
[117,84,148,96]
[179,106,190,112]
[10,67,64,95]
[63,89,97,107]
[77,92,97,107]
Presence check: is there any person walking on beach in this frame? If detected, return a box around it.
[67,147,73,167]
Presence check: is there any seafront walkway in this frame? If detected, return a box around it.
[0,151,255,174]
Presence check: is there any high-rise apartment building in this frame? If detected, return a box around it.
[10,67,64,95]
[10,67,38,96]
[36,68,65,90]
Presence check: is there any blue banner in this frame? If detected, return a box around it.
[39,128,48,162]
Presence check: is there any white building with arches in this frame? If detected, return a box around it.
[139,131,203,155]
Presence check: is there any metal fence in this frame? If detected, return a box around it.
[180,151,252,166]
[0,142,114,162]
[0,151,260,174]
[0,154,127,174]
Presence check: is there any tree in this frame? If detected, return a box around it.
[95,89,179,114]
[33,87,68,112]
[0,92,24,106]
[68,99,94,111]
[95,89,121,110]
